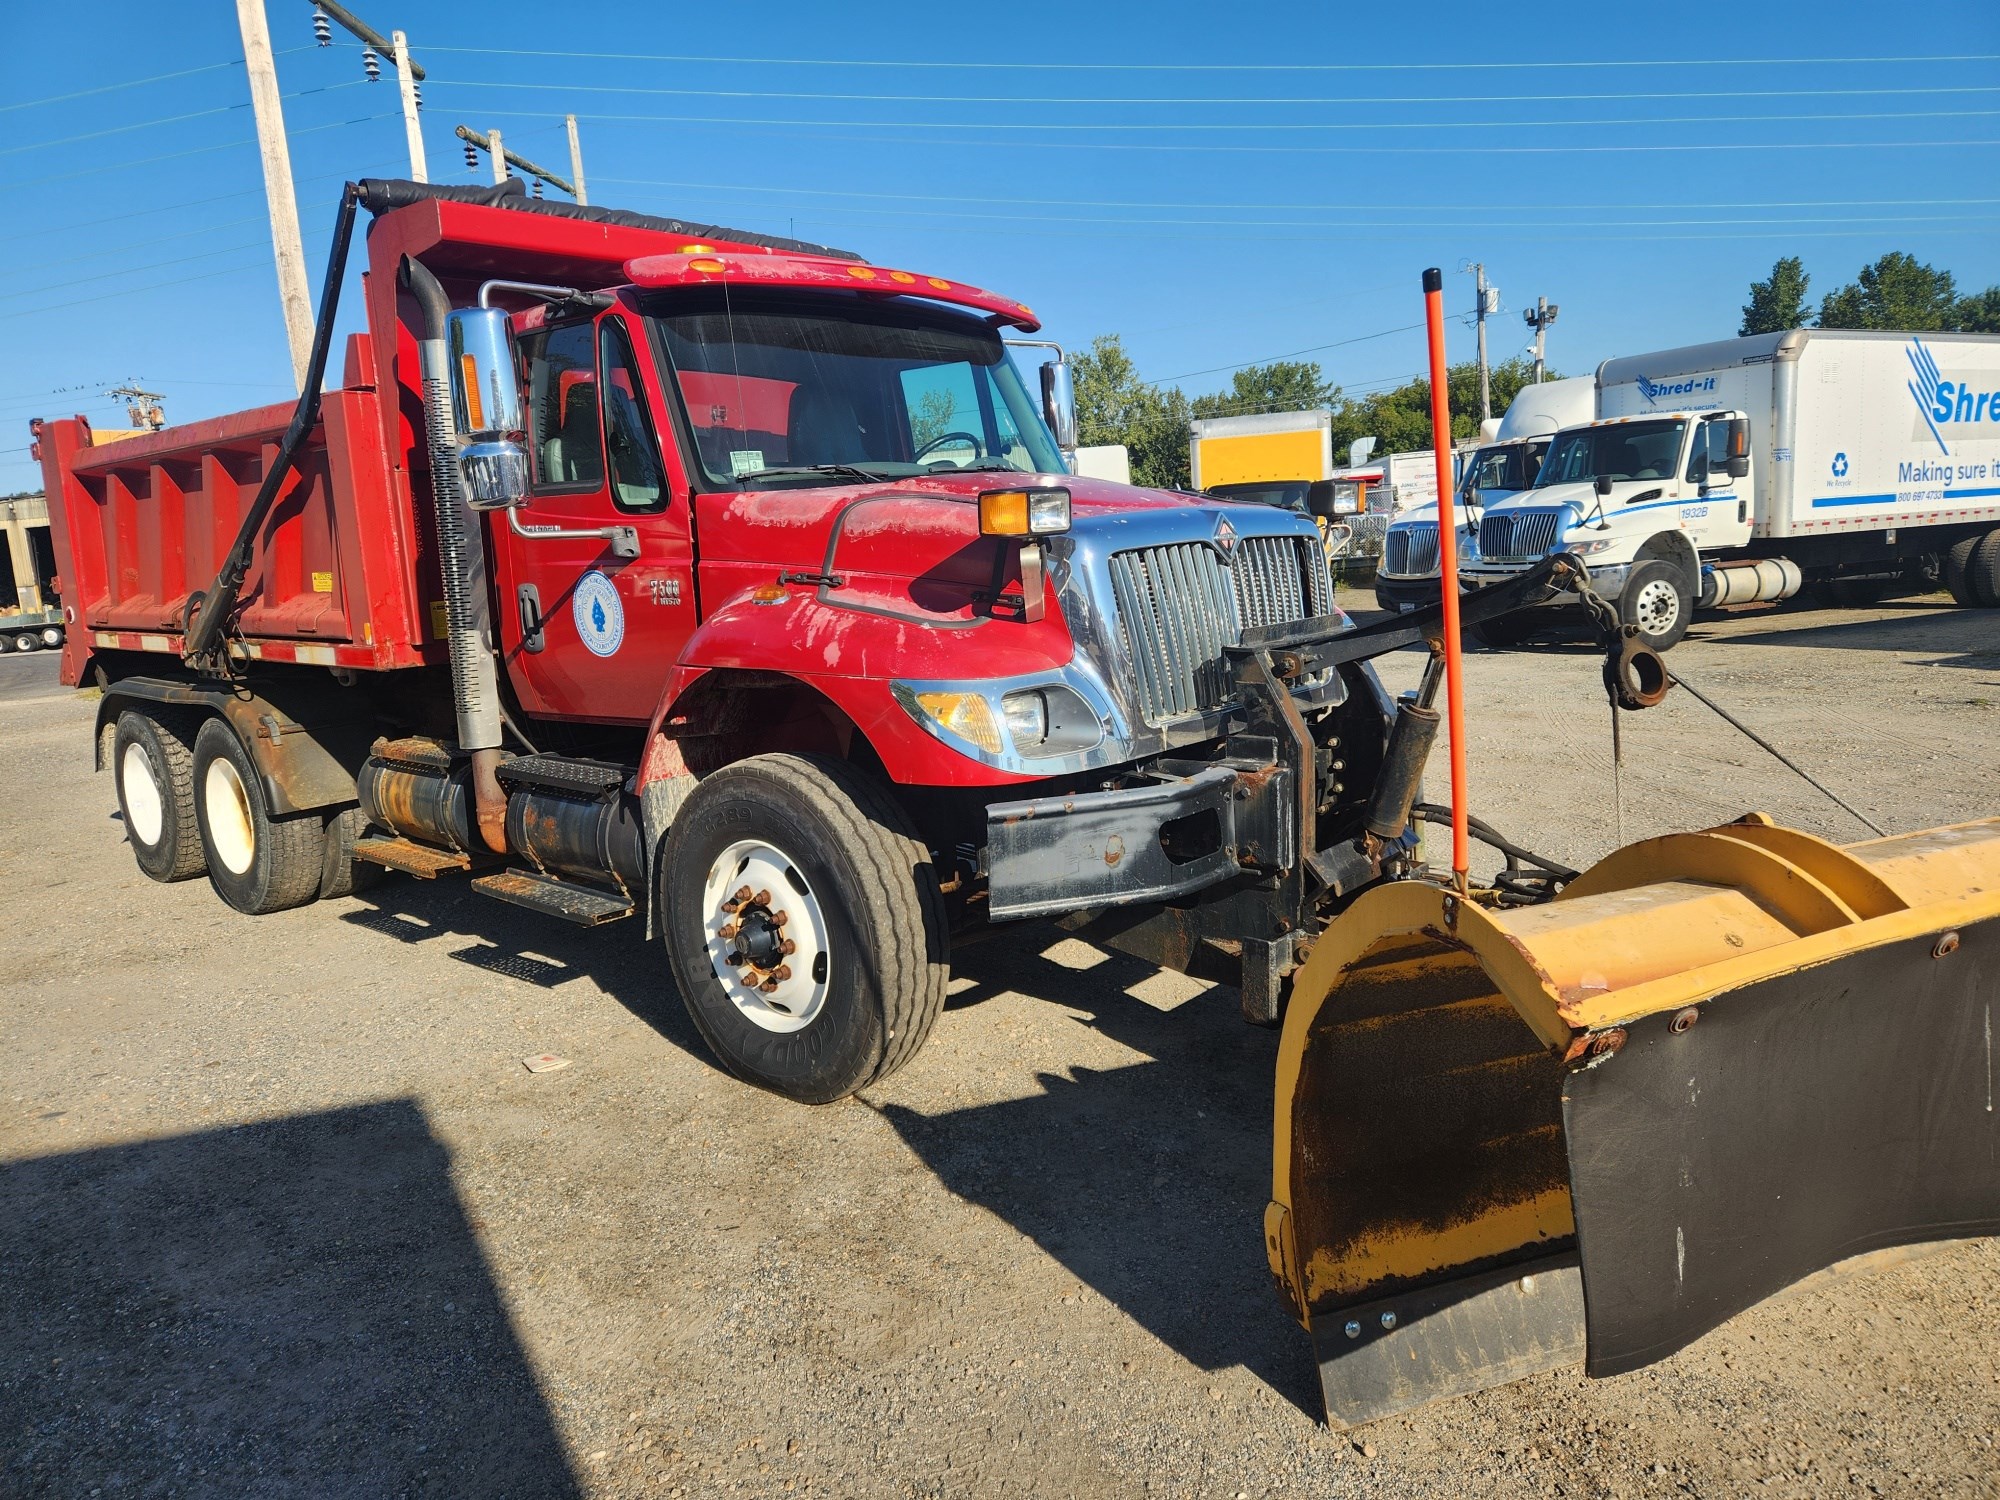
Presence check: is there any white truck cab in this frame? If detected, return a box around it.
[1461,410,1753,648]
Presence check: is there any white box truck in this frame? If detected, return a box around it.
[1460,329,2000,648]
[1374,377,1594,612]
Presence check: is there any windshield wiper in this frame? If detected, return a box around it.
[738,464,890,487]
[945,461,1036,475]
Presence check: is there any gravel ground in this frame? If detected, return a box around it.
[3,594,1999,1500]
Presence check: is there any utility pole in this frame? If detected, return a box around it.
[236,0,314,393]
[565,113,588,205]
[314,4,429,181]
[1469,263,1494,422]
[392,30,425,181]
[456,126,579,199]
[106,386,167,430]
[1524,297,1560,384]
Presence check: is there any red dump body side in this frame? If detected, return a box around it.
[36,342,436,687]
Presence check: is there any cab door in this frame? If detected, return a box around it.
[493,309,697,723]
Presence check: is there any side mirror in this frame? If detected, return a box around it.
[1040,360,1078,451]
[1595,473,1614,497]
[446,307,529,511]
[1724,416,1751,479]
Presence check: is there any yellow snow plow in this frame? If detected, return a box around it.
[1267,813,2000,1427]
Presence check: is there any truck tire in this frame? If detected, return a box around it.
[1943,534,1982,606]
[1620,560,1693,651]
[319,805,384,899]
[191,717,327,915]
[40,626,63,648]
[114,708,207,882]
[13,632,37,653]
[1968,530,2000,608]
[660,752,949,1104]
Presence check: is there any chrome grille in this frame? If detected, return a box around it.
[1109,534,1334,723]
[1385,523,1438,577]
[1478,510,1562,563]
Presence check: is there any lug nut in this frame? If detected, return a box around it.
[753,889,772,907]
[771,910,789,927]
[719,920,739,939]
[721,899,741,915]
[734,886,753,904]
[759,977,780,993]
[780,938,797,956]
[725,951,745,967]
[770,965,792,983]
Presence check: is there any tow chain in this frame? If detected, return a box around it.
[1558,556,1883,840]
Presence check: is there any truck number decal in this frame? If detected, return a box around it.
[573,570,626,657]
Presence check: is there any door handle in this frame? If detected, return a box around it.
[517,583,545,653]
[507,508,640,559]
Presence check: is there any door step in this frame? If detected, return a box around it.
[494,754,627,801]
[353,834,497,879]
[470,868,635,926]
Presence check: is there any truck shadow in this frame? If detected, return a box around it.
[1710,606,2000,666]
[328,883,1321,1412]
[879,937,1326,1418]
[0,1099,582,1498]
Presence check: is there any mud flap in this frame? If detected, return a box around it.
[1268,817,2000,1427]
[1563,916,2000,1377]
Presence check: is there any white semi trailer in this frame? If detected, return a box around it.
[1461,329,2000,648]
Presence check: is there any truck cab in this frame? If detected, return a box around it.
[1459,410,1752,649]
[1373,435,1551,614]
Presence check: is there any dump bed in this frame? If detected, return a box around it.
[35,334,436,685]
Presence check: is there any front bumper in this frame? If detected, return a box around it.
[1462,560,1630,604]
[1372,574,1444,614]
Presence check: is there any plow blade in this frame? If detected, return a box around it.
[1267,815,2000,1428]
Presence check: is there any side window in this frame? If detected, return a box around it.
[1685,423,1727,484]
[524,322,603,491]
[599,321,667,511]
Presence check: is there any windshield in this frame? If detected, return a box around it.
[1461,443,1539,496]
[1537,420,1687,487]
[647,289,1065,487]
[1206,480,1312,511]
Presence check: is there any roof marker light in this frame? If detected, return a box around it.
[889,271,916,284]
[927,277,951,290]
[847,266,876,281]
[688,257,726,274]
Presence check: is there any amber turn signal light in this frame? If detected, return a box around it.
[979,487,1070,537]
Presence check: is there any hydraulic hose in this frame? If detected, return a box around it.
[182,182,360,672]
[402,255,509,852]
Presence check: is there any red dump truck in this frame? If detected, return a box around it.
[35,181,2000,1427]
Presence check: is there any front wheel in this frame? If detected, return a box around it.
[1620,560,1693,651]
[660,753,949,1104]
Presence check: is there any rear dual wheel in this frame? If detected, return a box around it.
[1958,530,2000,608]
[191,718,326,915]
[661,753,948,1105]
[115,708,207,882]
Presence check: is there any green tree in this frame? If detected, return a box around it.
[1740,256,1811,336]
[1955,285,2000,334]
[1070,334,1193,490]
[1188,360,1337,421]
[1328,357,1552,462]
[1816,252,1959,331]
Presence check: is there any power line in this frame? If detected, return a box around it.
[0,243,270,304]
[418,45,2000,73]
[0,60,242,114]
[0,114,399,192]
[0,81,364,159]
[428,78,2000,106]
[595,175,2000,216]
[460,106,2000,135]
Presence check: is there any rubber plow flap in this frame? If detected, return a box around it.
[1267,815,2000,1428]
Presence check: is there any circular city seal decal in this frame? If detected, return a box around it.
[571,570,625,657]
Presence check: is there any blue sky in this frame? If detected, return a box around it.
[4,0,1997,494]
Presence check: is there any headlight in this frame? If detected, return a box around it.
[1563,536,1617,556]
[1456,527,1479,562]
[1000,685,1102,755]
[979,486,1070,536]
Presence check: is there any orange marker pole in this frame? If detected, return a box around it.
[1421,267,1470,890]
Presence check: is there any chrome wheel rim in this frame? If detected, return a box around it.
[1633,577,1681,637]
[702,839,830,1033]
[120,741,166,847]
[202,757,257,876]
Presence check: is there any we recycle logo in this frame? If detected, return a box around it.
[1831,452,1849,478]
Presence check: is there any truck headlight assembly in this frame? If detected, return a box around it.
[1000,685,1102,755]
[906,690,1003,754]
[1563,536,1618,556]
[979,486,1070,537]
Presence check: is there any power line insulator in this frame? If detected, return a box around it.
[312,5,330,44]
[411,77,422,110]
[532,179,544,199]
[464,141,479,172]
[361,45,380,83]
